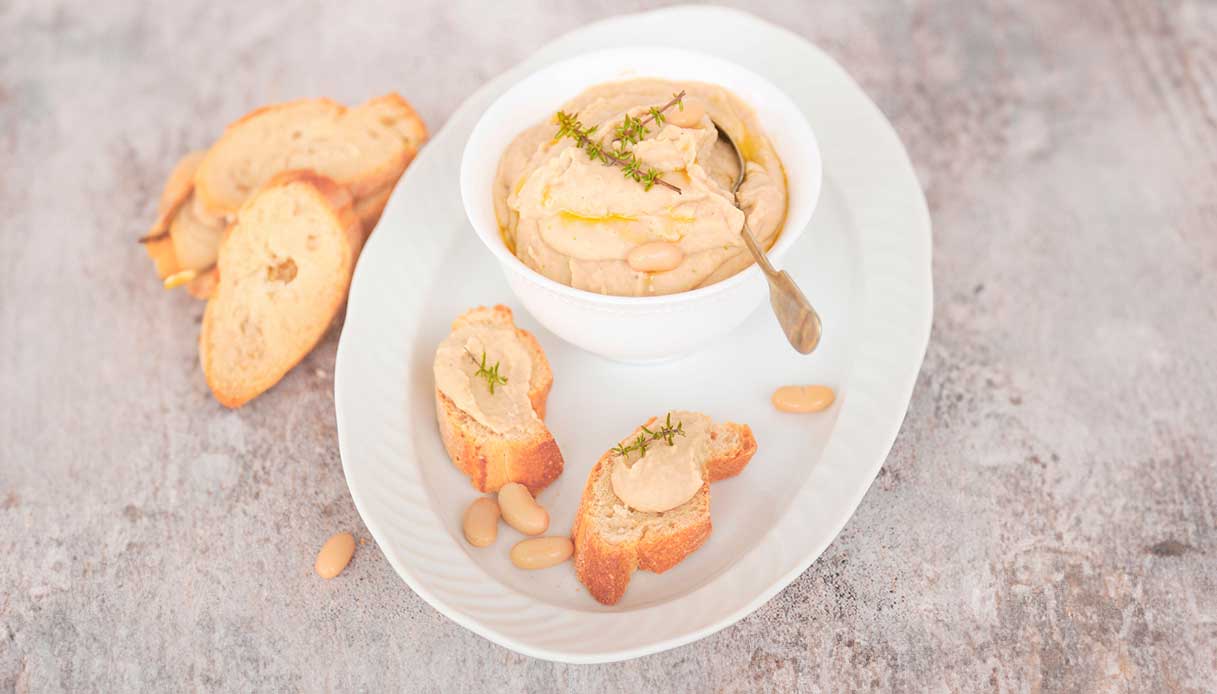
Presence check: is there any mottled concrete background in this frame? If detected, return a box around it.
[2,0,1215,691]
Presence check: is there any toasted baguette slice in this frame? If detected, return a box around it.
[434,306,563,494]
[142,151,226,299]
[143,233,181,281]
[157,151,206,217]
[200,171,362,408]
[572,414,757,606]
[193,93,427,222]
[169,191,226,271]
[143,151,206,278]
[173,181,363,300]
[354,185,393,236]
[170,177,384,295]
[185,267,218,300]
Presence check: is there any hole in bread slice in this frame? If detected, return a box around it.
[266,257,298,284]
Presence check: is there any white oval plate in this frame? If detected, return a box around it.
[336,6,932,663]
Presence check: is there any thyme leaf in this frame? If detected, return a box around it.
[613,412,687,458]
[465,348,508,395]
[552,90,686,194]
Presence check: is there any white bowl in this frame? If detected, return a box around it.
[460,46,822,362]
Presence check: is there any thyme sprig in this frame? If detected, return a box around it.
[553,90,687,193]
[615,91,687,145]
[466,348,508,394]
[555,112,674,192]
[612,413,687,458]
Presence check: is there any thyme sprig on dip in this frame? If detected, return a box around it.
[466,348,508,394]
[612,412,687,458]
[553,90,687,193]
[615,91,687,145]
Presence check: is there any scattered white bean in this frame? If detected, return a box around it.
[315,532,356,579]
[498,482,548,536]
[462,497,501,547]
[771,385,835,413]
[510,536,574,570]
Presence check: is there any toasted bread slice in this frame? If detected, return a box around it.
[434,306,563,494]
[171,182,367,300]
[185,267,219,300]
[354,185,393,236]
[571,413,757,605]
[157,151,206,218]
[193,93,427,222]
[142,151,226,299]
[143,233,181,281]
[200,171,362,408]
[169,191,226,272]
[143,151,206,278]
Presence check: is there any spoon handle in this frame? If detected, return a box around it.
[739,222,823,354]
[740,222,780,278]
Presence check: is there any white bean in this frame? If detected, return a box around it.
[462,497,500,547]
[497,483,548,536]
[510,537,573,570]
[627,242,684,273]
[314,532,356,579]
[771,385,835,413]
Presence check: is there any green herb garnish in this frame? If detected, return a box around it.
[612,412,687,458]
[554,90,686,193]
[466,349,508,394]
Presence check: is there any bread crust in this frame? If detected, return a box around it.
[705,424,757,482]
[435,306,562,493]
[434,391,563,494]
[185,266,219,300]
[200,170,361,408]
[572,417,756,605]
[636,500,712,573]
[355,93,428,196]
[570,454,711,606]
[571,506,660,606]
[353,186,393,237]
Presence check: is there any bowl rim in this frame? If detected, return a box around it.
[459,45,823,307]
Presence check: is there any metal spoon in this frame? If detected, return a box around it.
[714,122,822,354]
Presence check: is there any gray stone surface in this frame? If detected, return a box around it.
[2,0,1216,691]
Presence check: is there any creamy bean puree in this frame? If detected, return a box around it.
[494,79,788,296]
[433,323,536,435]
[610,411,712,513]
